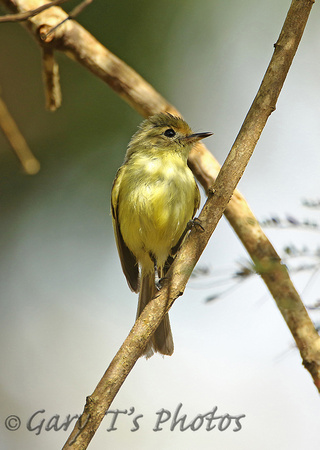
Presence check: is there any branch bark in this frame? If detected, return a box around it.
[1,0,320,448]
[42,47,61,110]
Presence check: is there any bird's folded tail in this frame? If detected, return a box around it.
[137,269,174,358]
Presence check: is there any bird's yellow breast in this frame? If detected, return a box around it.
[117,152,198,269]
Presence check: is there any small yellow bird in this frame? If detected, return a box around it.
[111,113,212,357]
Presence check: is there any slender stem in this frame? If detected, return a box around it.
[0,0,68,22]
[0,92,40,174]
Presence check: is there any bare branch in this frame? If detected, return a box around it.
[41,47,61,110]
[0,92,40,174]
[69,0,92,17]
[0,0,68,23]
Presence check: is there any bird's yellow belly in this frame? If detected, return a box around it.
[118,156,197,268]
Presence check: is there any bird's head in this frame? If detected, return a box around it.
[126,112,212,159]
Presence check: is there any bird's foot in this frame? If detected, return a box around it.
[188,217,204,232]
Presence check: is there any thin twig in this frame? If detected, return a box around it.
[0,0,68,22]
[0,92,40,174]
[69,0,92,17]
[41,0,93,40]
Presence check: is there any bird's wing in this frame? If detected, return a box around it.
[111,167,139,292]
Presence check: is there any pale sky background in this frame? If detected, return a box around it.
[1,1,320,449]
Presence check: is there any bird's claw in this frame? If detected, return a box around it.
[188,217,204,232]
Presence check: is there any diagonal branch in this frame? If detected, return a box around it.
[1,0,319,447]
[0,91,40,174]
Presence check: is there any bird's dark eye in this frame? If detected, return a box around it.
[164,128,176,138]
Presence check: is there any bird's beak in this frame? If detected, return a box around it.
[184,131,213,143]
